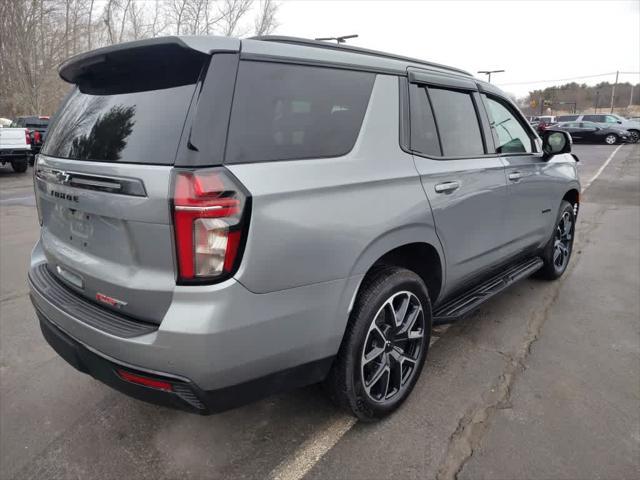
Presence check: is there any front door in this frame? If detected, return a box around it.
[481,93,554,254]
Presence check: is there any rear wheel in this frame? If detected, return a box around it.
[11,158,28,173]
[538,200,575,280]
[326,267,431,421]
[604,133,618,145]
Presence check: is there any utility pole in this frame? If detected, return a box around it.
[478,69,505,83]
[610,70,619,113]
[629,84,635,108]
[595,90,600,113]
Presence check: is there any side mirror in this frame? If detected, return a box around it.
[542,130,571,160]
[617,120,622,124]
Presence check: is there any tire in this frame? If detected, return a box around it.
[604,133,618,145]
[538,200,575,280]
[628,129,639,144]
[325,266,432,421]
[11,158,28,173]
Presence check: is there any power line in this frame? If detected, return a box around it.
[498,72,616,86]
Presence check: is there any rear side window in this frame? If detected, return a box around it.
[428,88,484,157]
[42,84,196,164]
[557,115,578,122]
[582,115,604,123]
[225,62,375,164]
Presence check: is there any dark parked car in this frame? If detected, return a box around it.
[556,114,639,143]
[553,121,631,144]
[11,116,49,162]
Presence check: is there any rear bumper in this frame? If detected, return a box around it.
[29,241,357,412]
[0,149,30,159]
[35,311,333,414]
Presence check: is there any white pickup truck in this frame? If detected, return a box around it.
[0,127,31,173]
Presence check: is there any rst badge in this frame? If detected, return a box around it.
[96,292,128,308]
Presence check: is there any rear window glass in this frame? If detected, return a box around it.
[225,61,375,164]
[42,84,196,164]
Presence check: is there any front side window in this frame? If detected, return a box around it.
[483,95,533,153]
[427,87,484,157]
[225,62,375,164]
[582,115,604,123]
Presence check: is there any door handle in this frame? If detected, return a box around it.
[434,181,460,193]
[508,172,522,182]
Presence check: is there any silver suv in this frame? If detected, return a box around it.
[29,36,580,420]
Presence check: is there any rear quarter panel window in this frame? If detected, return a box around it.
[225,61,375,164]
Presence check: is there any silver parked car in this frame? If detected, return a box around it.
[29,36,580,420]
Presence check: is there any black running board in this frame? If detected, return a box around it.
[433,257,544,325]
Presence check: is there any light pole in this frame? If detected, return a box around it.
[478,69,505,83]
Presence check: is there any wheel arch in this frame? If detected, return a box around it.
[348,226,445,308]
[562,188,580,216]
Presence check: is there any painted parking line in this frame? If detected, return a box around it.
[581,144,623,192]
[267,330,449,480]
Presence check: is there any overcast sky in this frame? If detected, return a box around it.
[272,0,640,97]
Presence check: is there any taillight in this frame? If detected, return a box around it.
[25,129,31,144]
[34,130,41,143]
[172,168,249,283]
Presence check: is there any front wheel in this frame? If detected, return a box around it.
[325,267,431,421]
[604,133,618,145]
[538,200,575,280]
[628,129,639,144]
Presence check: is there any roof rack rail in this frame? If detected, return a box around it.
[249,35,472,77]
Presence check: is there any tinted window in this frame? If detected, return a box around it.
[409,85,441,156]
[225,62,375,164]
[428,88,484,157]
[483,96,533,153]
[582,115,604,123]
[42,84,196,164]
[557,115,578,122]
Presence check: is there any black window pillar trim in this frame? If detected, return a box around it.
[175,52,241,167]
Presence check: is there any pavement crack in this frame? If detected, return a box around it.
[435,202,611,480]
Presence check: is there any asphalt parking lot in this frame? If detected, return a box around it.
[1,144,639,480]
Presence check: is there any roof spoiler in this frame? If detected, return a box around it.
[59,36,240,84]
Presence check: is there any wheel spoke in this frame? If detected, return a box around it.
[363,345,385,365]
[393,294,410,328]
[396,306,423,341]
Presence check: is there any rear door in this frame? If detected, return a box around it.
[407,70,509,292]
[34,42,222,323]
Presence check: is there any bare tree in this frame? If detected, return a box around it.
[218,0,253,37]
[254,0,277,36]
[0,0,281,118]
